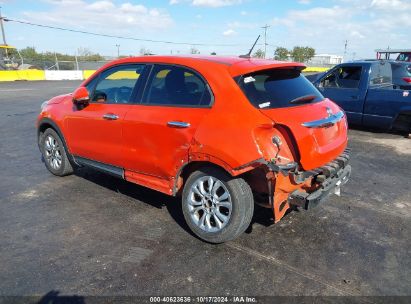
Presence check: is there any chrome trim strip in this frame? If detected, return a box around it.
[302,111,345,128]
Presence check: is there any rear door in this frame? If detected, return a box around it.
[65,64,146,167]
[122,64,212,183]
[317,64,366,125]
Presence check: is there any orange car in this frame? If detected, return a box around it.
[37,56,351,243]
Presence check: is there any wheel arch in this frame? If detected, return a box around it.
[37,118,73,160]
[172,157,269,197]
[392,108,411,132]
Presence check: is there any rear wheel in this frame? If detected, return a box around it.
[40,128,73,176]
[182,167,254,243]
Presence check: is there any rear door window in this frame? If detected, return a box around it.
[238,69,324,109]
[143,65,212,107]
[369,62,392,85]
[321,66,362,88]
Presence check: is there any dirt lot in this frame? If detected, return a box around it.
[0,81,410,300]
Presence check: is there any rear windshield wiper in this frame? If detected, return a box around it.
[289,95,317,104]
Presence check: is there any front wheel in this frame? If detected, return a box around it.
[182,167,254,243]
[40,128,74,176]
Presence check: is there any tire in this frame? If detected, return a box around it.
[40,128,74,176]
[182,167,254,243]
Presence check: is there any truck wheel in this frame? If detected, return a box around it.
[40,128,74,176]
[182,167,254,243]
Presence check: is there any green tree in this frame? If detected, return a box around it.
[274,47,289,61]
[291,46,315,63]
[252,49,265,59]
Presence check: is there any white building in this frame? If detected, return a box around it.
[306,54,343,66]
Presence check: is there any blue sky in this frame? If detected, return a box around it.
[0,0,409,59]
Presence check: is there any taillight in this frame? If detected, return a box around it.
[403,77,411,83]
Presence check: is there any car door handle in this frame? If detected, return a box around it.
[167,121,191,128]
[103,113,119,120]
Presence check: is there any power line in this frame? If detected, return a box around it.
[3,17,258,48]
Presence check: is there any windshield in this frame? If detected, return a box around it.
[237,69,324,109]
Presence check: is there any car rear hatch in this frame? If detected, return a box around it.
[237,67,348,170]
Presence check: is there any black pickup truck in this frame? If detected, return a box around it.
[309,60,411,133]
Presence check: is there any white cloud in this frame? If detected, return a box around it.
[298,0,311,4]
[223,29,236,36]
[22,1,173,32]
[170,0,242,7]
[370,0,411,10]
[192,0,242,7]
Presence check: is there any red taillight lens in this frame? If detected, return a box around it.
[403,77,411,83]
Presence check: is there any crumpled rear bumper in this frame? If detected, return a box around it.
[288,163,351,209]
[268,148,351,222]
[288,148,352,209]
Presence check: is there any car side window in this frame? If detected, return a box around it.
[369,62,392,85]
[321,66,362,89]
[144,65,212,107]
[91,65,145,104]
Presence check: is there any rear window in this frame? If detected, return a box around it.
[238,69,324,109]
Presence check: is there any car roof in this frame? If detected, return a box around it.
[98,55,305,77]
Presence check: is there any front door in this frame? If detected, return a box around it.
[65,64,146,167]
[122,64,213,184]
[317,65,365,125]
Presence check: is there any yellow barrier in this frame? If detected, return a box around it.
[304,66,330,73]
[83,70,97,79]
[0,70,45,81]
[0,66,331,82]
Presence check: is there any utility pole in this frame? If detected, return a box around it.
[343,40,348,62]
[115,44,120,58]
[0,6,7,45]
[261,24,270,59]
[54,52,59,70]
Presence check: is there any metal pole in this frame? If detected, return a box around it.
[343,40,348,62]
[75,54,79,70]
[261,24,270,59]
[0,6,7,45]
[116,44,120,58]
[55,52,59,70]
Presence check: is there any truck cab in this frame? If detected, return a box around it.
[313,61,411,133]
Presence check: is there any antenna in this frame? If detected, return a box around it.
[239,35,260,59]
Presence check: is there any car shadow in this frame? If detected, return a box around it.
[73,167,277,239]
[349,124,410,138]
[73,167,195,237]
[36,290,84,304]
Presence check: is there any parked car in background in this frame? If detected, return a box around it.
[375,48,411,62]
[37,56,351,243]
[312,60,411,133]
[396,52,411,62]
[390,61,411,89]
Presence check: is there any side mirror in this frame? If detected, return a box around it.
[72,87,90,105]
